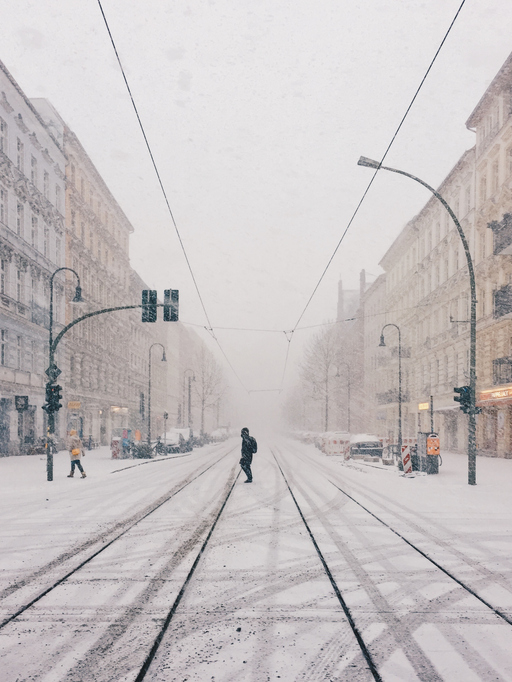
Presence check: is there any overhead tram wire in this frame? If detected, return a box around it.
[277,0,467,390]
[96,0,249,394]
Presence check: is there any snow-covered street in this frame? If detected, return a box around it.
[1,439,512,681]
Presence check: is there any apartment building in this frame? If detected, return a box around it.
[0,60,66,454]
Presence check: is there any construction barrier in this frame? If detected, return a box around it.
[401,445,413,474]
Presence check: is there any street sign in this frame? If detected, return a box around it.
[418,402,429,411]
[15,396,28,411]
[67,401,81,410]
[45,364,61,382]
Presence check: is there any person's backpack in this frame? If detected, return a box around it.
[250,437,257,454]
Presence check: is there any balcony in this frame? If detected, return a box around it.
[493,357,512,386]
[493,284,512,319]
[489,213,512,255]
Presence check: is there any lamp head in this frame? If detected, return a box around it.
[357,156,381,169]
[161,349,167,362]
[72,285,84,303]
[378,334,386,347]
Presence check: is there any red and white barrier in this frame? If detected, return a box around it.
[401,445,412,474]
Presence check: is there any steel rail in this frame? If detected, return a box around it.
[271,448,383,682]
[0,447,235,629]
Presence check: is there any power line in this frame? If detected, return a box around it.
[280,0,467,385]
[96,0,249,394]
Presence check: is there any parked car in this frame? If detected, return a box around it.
[349,434,383,461]
[161,429,193,453]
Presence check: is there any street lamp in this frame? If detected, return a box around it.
[379,323,402,457]
[359,156,477,485]
[147,343,166,446]
[45,267,83,481]
[183,369,195,430]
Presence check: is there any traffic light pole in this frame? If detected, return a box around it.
[45,302,174,481]
[358,158,478,485]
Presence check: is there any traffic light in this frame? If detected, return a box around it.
[142,290,157,322]
[454,386,471,413]
[52,385,63,411]
[42,383,63,413]
[163,289,179,321]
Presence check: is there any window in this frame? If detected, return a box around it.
[16,335,22,369]
[465,186,471,215]
[43,226,49,258]
[0,117,7,154]
[508,148,512,176]
[31,215,38,249]
[479,175,487,202]
[480,231,486,261]
[56,238,61,266]
[30,339,36,373]
[31,156,37,186]
[43,171,49,199]
[16,270,23,302]
[0,329,7,365]
[0,260,6,295]
[16,203,23,237]
[71,210,76,228]
[16,138,24,172]
[55,185,61,212]
[80,222,85,241]
[70,164,75,186]
[492,160,500,193]
[0,186,7,226]
[80,177,85,198]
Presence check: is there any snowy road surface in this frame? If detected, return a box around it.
[1,439,512,681]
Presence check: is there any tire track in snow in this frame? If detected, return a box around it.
[271,448,384,682]
[295,444,512,623]
[0,446,236,629]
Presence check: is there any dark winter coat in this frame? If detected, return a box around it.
[241,435,257,460]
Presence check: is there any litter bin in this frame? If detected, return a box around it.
[426,433,440,474]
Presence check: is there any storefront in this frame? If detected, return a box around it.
[477,384,512,458]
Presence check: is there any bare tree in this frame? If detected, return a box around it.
[300,325,341,432]
[192,346,225,435]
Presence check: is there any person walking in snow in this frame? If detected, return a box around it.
[67,430,86,478]
[240,427,257,483]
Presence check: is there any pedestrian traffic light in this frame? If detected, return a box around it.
[163,289,179,321]
[141,290,157,322]
[454,386,471,413]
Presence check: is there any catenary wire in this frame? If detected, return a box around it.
[278,0,467,387]
[96,0,465,394]
[96,0,249,394]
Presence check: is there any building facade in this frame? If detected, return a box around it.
[0,61,66,454]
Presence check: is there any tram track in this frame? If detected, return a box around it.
[272,443,512,681]
[271,448,383,682]
[300,444,512,610]
[0,444,237,629]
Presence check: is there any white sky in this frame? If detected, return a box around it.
[2,0,512,422]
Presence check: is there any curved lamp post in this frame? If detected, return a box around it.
[379,324,402,456]
[46,267,83,481]
[359,156,477,485]
[147,343,166,446]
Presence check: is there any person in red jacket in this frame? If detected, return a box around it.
[240,427,257,482]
